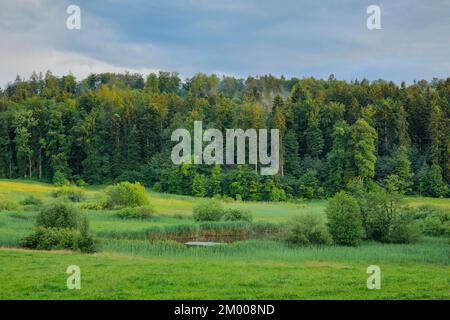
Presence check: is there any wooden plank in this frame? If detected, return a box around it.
[184,241,224,247]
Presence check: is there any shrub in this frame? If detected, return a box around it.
[76,179,88,187]
[152,182,162,192]
[0,197,19,211]
[326,191,364,246]
[270,186,287,202]
[192,200,225,222]
[52,170,68,186]
[359,190,393,242]
[222,208,253,222]
[80,200,107,210]
[116,206,154,219]
[19,226,78,250]
[76,216,97,253]
[19,195,43,206]
[409,205,450,236]
[285,213,332,246]
[106,181,149,208]
[36,202,80,229]
[386,210,422,244]
[51,186,85,202]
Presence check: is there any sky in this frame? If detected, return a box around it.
[1,0,449,87]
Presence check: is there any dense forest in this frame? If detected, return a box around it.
[0,71,449,200]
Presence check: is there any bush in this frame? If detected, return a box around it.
[36,202,80,229]
[0,196,19,211]
[52,170,68,186]
[19,195,43,206]
[19,226,78,250]
[386,210,422,244]
[116,206,154,219]
[285,213,332,246]
[222,208,253,222]
[51,186,85,202]
[76,216,97,253]
[76,179,88,187]
[152,182,162,192]
[106,181,149,208]
[192,200,225,222]
[326,191,364,246]
[409,205,450,236]
[359,190,393,242]
[80,200,106,210]
[270,186,287,202]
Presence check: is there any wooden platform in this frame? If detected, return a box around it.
[185,241,224,247]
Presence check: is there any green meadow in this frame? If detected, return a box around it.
[0,180,449,299]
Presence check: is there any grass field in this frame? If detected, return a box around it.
[0,179,449,299]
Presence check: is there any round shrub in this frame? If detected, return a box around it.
[192,200,225,222]
[106,181,149,208]
[51,186,85,202]
[285,213,332,246]
[222,208,253,222]
[386,210,422,244]
[36,201,80,229]
[19,195,43,206]
[116,206,154,219]
[326,191,364,246]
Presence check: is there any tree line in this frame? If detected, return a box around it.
[0,71,449,200]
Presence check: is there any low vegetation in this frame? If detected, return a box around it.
[116,206,154,220]
[51,186,85,202]
[285,213,332,246]
[106,182,149,208]
[20,201,96,253]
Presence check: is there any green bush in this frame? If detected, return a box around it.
[222,208,253,222]
[152,182,162,192]
[19,195,43,206]
[19,226,78,250]
[52,170,68,186]
[408,205,450,236]
[285,213,332,246]
[80,200,107,210]
[386,210,422,244]
[76,216,97,253]
[0,196,19,211]
[270,186,287,202]
[192,200,225,222]
[359,190,393,242]
[106,181,149,208]
[326,191,364,246]
[76,179,88,187]
[36,202,80,229]
[51,186,85,202]
[116,206,154,219]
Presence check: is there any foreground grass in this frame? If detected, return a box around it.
[0,246,448,300]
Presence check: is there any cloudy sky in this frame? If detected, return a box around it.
[1,0,449,86]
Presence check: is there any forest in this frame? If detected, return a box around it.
[0,71,449,200]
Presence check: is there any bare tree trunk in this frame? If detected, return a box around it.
[29,155,32,178]
[38,148,42,179]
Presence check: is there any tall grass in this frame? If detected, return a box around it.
[100,237,449,265]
